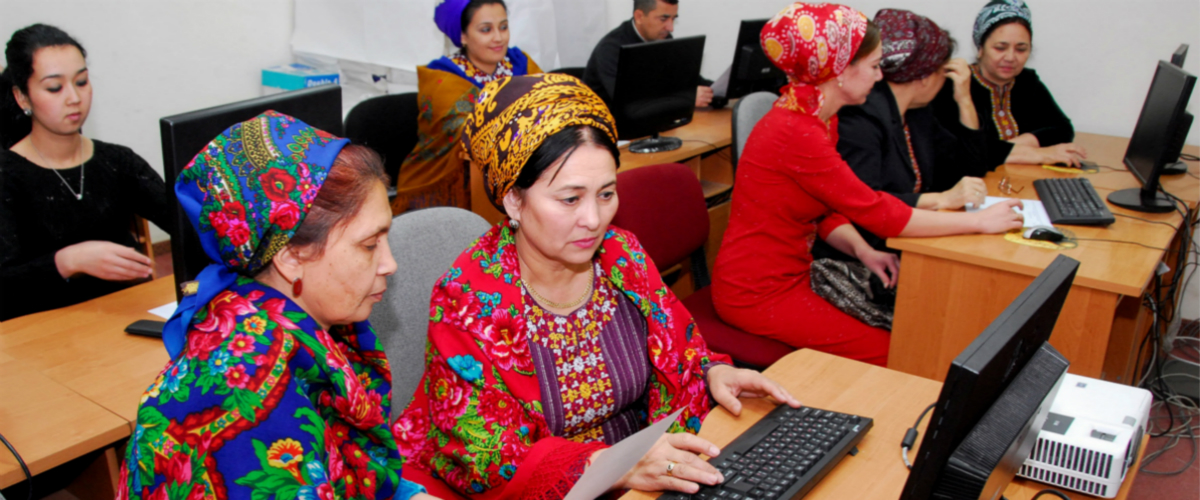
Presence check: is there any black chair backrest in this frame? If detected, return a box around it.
[344,93,420,185]
[549,67,586,79]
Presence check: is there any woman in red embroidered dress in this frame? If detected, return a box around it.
[394,74,800,499]
[712,3,1027,367]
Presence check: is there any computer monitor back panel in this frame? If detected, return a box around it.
[726,19,787,99]
[1122,61,1195,191]
[159,85,343,299]
[900,255,1080,500]
[612,35,705,140]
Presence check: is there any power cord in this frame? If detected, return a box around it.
[901,402,937,469]
[1030,489,1071,499]
[0,431,32,500]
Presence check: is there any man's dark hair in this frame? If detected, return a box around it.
[634,0,677,14]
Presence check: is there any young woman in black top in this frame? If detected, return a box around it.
[932,0,1089,167]
[1,24,171,320]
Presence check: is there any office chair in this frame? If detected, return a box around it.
[549,66,586,79]
[343,92,420,190]
[731,91,777,172]
[610,163,793,370]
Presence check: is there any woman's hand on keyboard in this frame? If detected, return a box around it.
[614,432,725,494]
[707,365,803,417]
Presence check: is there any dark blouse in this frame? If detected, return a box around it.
[932,66,1075,168]
[0,140,172,321]
[819,80,989,256]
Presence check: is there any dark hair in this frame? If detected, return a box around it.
[1,24,87,149]
[506,125,620,212]
[979,17,1031,48]
[287,145,390,260]
[850,20,881,65]
[634,0,678,14]
[461,0,508,33]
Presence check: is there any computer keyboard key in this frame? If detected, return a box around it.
[727,479,756,493]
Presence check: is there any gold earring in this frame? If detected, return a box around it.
[837,80,843,88]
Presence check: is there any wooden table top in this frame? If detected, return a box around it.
[619,106,732,170]
[619,349,1143,500]
[0,278,173,425]
[0,351,130,488]
[890,133,1198,297]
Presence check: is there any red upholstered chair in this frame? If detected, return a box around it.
[610,163,793,370]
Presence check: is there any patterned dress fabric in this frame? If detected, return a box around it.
[119,111,423,500]
[393,224,731,499]
[973,0,1032,48]
[759,2,869,116]
[392,48,539,215]
[875,8,951,83]
[971,64,1020,140]
[462,74,618,212]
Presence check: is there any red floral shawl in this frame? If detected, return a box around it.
[393,224,731,499]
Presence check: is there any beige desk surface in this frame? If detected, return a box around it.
[0,278,173,425]
[0,351,129,489]
[620,349,1143,500]
[618,107,732,171]
[890,134,1198,297]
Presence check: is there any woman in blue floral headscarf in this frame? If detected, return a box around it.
[117,111,435,500]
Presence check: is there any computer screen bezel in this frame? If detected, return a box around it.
[611,35,706,141]
[1121,61,1195,195]
[159,84,343,300]
[899,255,1080,500]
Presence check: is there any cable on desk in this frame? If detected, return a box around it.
[682,138,721,149]
[901,402,937,469]
[1071,237,1168,251]
[1114,212,1182,229]
[1179,153,1198,161]
[1030,489,1071,500]
[0,431,33,500]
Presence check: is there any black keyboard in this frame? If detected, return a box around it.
[659,405,872,500]
[1033,177,1115,226]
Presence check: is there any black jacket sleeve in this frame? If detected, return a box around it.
[583,36,621,104]
[1015,69,1074,146]
[837,108,921,207]
[116,145,175,237]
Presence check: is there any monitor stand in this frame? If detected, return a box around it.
[629,133,683,154]
[1107,188,1176,213]
[1162,160,1189,175]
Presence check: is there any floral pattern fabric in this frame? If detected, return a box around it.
[394,224,730,499]
[118,278,424,500]
[450,52,515,87]
[760,3,869,117]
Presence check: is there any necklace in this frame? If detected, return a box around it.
[30,137,86,200]
[523,264,595,311]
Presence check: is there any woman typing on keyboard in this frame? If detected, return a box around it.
[393,74,801,499]
[712,3,1025,367]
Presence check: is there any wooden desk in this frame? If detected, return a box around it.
[887,135,1198,383]
[620,349,1144,500]
[0,278,173,425]
[0,352,128,489]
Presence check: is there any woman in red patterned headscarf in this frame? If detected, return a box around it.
[712,3,1026,366]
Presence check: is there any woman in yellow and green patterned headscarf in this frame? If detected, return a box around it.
[393,74,799,499]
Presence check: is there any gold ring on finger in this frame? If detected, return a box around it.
[666,461,677,476]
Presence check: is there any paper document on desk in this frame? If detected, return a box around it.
[563,408,684,500]
[968,196,1052,228]
[712,64,732,97]
[149,301,178,320]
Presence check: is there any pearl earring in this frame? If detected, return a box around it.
[23,108,32,116]
[508,219,520,230]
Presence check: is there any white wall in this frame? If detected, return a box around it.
[606,0,1200,146]
[1,0,296,241]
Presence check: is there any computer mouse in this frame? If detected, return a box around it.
[1023,226,1065,243]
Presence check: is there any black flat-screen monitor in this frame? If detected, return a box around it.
[724,19,787,100]
[1109,61,1195,213]
[159,85,343,300]
[1171,43,1189,67]
[612,35,705,153]
[901,255,1079,500]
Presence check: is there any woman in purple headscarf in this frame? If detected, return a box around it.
[822,8,991,258]
[391,0,541,215]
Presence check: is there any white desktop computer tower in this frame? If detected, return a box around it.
[1017,373,1152,498]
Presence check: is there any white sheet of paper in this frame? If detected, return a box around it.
[968,196,1053,228]
[563,408,685,500]
[149,301,178,320]
[711,64,732,97]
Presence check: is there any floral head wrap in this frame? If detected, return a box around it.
[973,0,1032,48]
[163,111,349,358]
[435,0,472,48]
[462,73,617,211]
[876,9,952,83]
[760,2,870,116]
